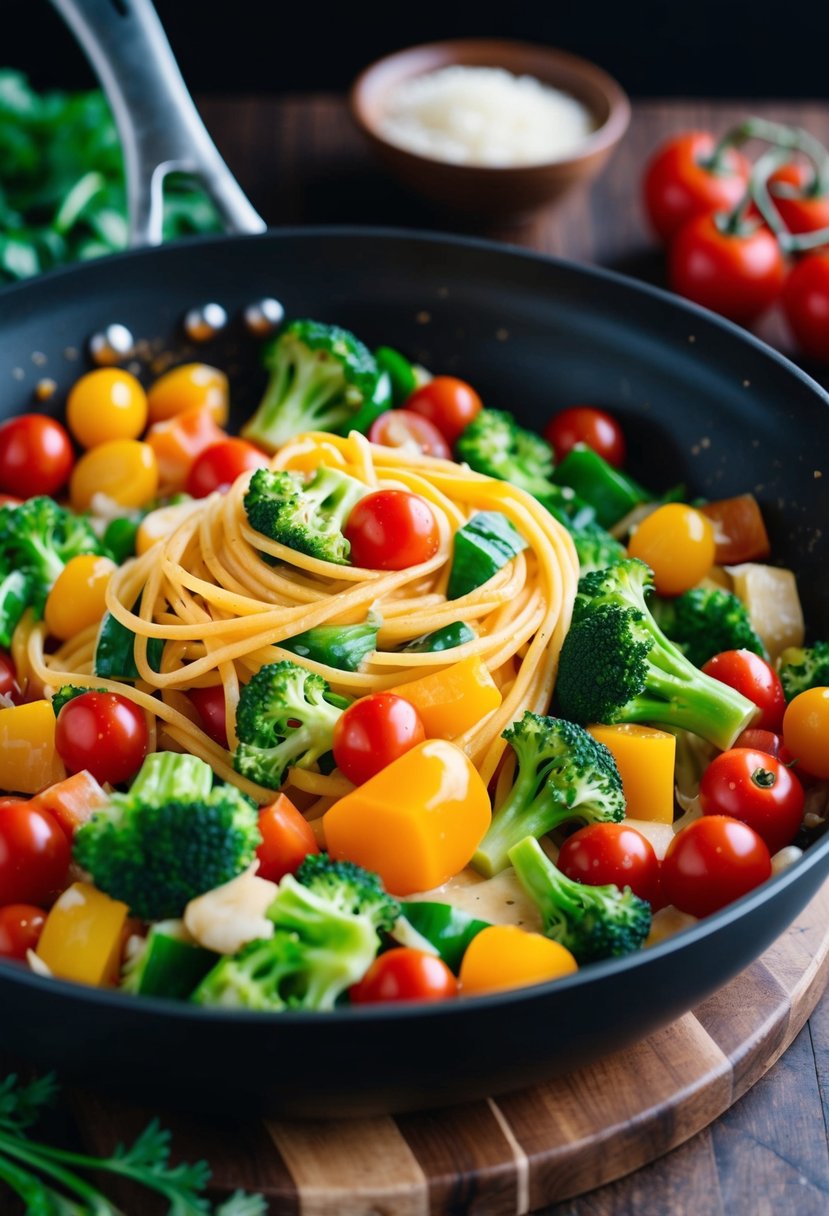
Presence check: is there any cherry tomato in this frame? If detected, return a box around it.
[405,376,483,445]
[349,947,458,1004]
[701,649,785,733]
[783,687,829,779]
[544,406,626,468]
[185,438,268,498]
[661,815,771,918]
[344,489,440,570]
[557,822,661,906]
[0,651,21,705]
[782,252,829,362]
[368,409,452,460]
[643,131,752,244]
[0,903,47,960]
[55,692,149,786]
[0,800,70,907]
[255,794,320,883]
[627,503,715,596]
[768,162,829,236]
[700,748,805,855]
[333,693,426,785]
[0,414,74,498]
[668,213,786,326]
[733,728,793,765]
[66,368,148,448]
[188,685,229,748]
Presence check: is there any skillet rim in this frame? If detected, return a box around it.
[0,222,827,1024]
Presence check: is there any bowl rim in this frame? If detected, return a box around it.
[349,37,632,174]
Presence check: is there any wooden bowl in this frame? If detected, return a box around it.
[350,39,631,218]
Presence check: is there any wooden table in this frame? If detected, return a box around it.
[12,96,827,1216]
[193,94,829,1214]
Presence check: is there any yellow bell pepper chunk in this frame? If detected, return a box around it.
[385,655,501,739]
[36,882,131,986]
[588,723,677,824]
[323,739,491,896]
[459,924,577,995]
[0,700,66,795]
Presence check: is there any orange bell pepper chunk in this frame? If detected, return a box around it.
[323,739,491,896]
[459,924,578,995]
[30,769,109,840]
[36,881,131,986]
[385,655,501,739]
[145,404,227,492]
[0,700,66,795]
[588,723,677,824]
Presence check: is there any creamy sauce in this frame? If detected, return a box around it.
[379,66,596,167]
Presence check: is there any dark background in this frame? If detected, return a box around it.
[8,0,828,99]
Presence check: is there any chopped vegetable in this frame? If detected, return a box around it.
[587,723,677,824]
[35,881,131,985]
[552,444,651,528]
[244,465,367,565]
[281,618,380,671]
[120,921,217,998]
[700,493,771,564]
[241,319,392,452]
[29,768,108,840]
[447,510,527,599]
[652,584,766,668]
[145,404,226,492]
[0,701,66,794]
[400,901,491,973]
[778,641,829,701]
[403,621,477,652]
[385,655,502,739]
[727,562,805,662]
[459,923,578,994]
[472,711,625,877]
[555,559,758,749]
[94,597,165,680]
[233,660,350,790]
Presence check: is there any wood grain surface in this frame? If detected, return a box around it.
[7,96,829,1216]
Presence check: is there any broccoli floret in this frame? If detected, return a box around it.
[192,854,400,1011]
[0,496,102,639]
[72,752,261,921]
[508,835,651,963]
[51,684,108,716]
[568,521,627,575]
[778,642,829,701]
[473,711,624,877]
[244,465,366,565]
[555,558,758,750]
[240,319,391,452]
[455,409,596,525]
[652,586,766,669]
[233,659,349,790]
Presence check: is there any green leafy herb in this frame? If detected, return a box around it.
[0,1071,266,1214]
[0,71,222,284]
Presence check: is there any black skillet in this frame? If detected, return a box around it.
[0,0,827,1118]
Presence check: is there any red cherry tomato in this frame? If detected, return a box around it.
[701,649,786,733]
[0,903,47,960]
[349,947,458,1004]
[333,693,426,785]
[643,131,752,244]
[0,651,21,704]
[700,748,805,856]
[733,728,791,764]
[0,414,74,498]
[662,815,771,918]
[782,251,829,362]
[0,800,70,906]
[344,489,440,570]
[768,162,829,236]
[255,794,320,882]
[556,822,662,906]
[55,692,149,786]
[368,409,452,460]
[544,406,626,468]
[187,685,229,748]
[668,213,786,325]
[405,376,483,445]
[185,437,268,497]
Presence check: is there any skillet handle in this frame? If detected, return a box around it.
[50,0,266,246]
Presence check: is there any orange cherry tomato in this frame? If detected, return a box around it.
[66,368,147,448]
[783,687,829,779]
[627,503,715,596]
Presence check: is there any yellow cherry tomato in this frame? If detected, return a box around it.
[783,687,829,779]
[146,363,229,425]
[627,502,715,596]
[70,439,158,512]
[44,554,117,641]
[66,368,148,448]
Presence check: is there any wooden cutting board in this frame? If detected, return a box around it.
[63,878,829,1215]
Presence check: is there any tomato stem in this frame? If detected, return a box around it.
[751,766,777,789]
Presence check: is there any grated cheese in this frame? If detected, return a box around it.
[378,65,596,167]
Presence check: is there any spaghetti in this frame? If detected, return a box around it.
[30,431,579,807]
